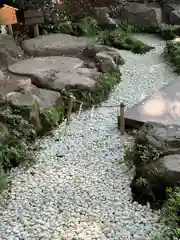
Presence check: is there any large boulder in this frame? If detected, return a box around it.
[0,35,24,66]
[169,10,180,25]
[120,3,163,28]
[8,56,98,92]
[161,1,180,23]
[21,33,94,57]
[129,122,180,208]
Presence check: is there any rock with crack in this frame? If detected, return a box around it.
[8,56,99,92]
[120,3,163,28]
[21,33,94,57]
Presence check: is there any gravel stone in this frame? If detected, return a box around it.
[0,34,178,240]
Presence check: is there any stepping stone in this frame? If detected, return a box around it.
[8,56,99,92]
[124,80,180,129]
[21,33,94,57]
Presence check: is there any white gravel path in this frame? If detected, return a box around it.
[1,34,180,240]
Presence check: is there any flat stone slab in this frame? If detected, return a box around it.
[124,80,180,129]
[8,56,99,92]
[21,33,94,57]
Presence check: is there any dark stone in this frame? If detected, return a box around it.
[130,122,180,208]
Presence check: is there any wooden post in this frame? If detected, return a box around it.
[120,102,125,135]
[33,24,40,37]
[7,25,13,35]
[66,96,73,125]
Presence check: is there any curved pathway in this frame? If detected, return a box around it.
[1,34,180,240]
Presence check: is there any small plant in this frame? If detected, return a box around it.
[153,187,180,240]
[40,107,64,132]
[136,177,148,188]
[165,41,180,73]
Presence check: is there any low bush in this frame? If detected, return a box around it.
[154,187,180,240]
[164,40,180,73]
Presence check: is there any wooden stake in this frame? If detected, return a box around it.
[32,24,40,37]
[120,102,125,135]
[7,25,13,36]
[66,96,73,125]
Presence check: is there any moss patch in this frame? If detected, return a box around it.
[164,40,180,73]
[40,107,64,133]
[154,187,180,240]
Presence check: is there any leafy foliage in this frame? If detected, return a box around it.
[154,187,180,240]
[165,41,180,73]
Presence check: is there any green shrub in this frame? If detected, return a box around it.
[100,28,154,54]
[165,41,180,73]
[154,187,180,240]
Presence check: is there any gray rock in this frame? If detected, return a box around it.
[95,51,117,73]
[0,35,24,66]
[8,56,98,92]
[21,33,94,57]
[16,84,62,110]
[162,2,179,23]
[169,9,180,25]
[136,122,180,155]
[83,44,124,65]
[120,3,162,28]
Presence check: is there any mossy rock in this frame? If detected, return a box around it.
[165,40,180,73]
[72,17,100,37]
[125,122,180,209]
[158,24,180,40]
[0,106,37,142]
[101,28,154,54]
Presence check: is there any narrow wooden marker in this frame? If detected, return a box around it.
[120,102,125,135]
[66,96,73,125]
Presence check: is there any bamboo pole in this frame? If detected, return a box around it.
[120,102,125,135]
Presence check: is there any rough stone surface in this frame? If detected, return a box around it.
[8,56,98,92]
[21,33,94,57]
[16,84,62,109]
[95,51,117,73]
[162,2,179,23]
[169,9,180,25]
[0,34,178,240]
[136,122,180,155]
[6,91,41,131]
[83,44,124,65]
[120,3,163,27]
[0,35,24,66]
